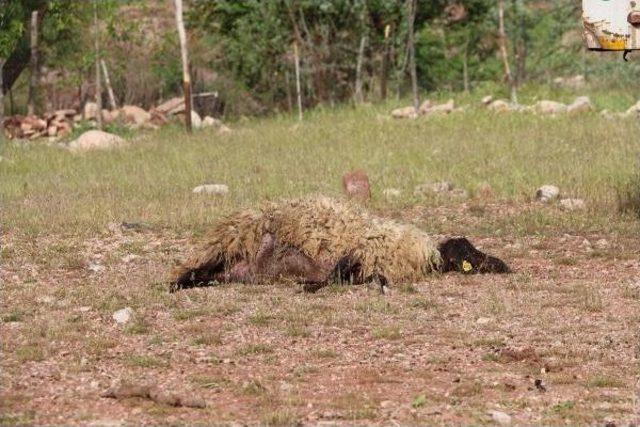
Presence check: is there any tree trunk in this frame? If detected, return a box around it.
[498,0,517,104]
[407,0,419,112]
[100,59,117,110]
[93,2,103,130]
[284,69,293,112]
[462,35,469,92]
[27,11,39,116]
[174,0,192,133]
[354,34,367,103]
[293,42,303,121]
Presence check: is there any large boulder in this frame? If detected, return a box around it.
[67,130,126,152]
[567,96,593,115]
[534,100,567,115]
[119,105,151,127]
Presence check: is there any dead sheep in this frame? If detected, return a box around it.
[169,195,510,293]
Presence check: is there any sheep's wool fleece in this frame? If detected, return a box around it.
[176,196,442,284]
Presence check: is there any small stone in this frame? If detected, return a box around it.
[380,400,395,409]
[121,254,139,263]
[391,106,418,119]
[414,181,455,197]
[79,306,92,313]
[594,238,609,249]
[383,188,402,199]
[192,184,229,196]
[476,317,493,325]
[535,185,560,202]
[489,410,512,426]
[112,307,134,325]
[191,111,202,129]
[481,95,494,105]
[559,198,586,211]
[342,170,371,202]
[88,263,106,273]
[202,116,222,128]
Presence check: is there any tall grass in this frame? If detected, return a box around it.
[1,103,639,236]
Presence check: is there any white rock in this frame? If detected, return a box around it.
[481,95,494,105]
[536,185,560,202]
[594,238,609,249]
[489,410,512,426]
[383,188,402,199]
[567,96,593,115]
[534,100,567,115]
[487,99,511,112]
[88,263,106,273]
[476,317,493,325]
[83,102,99,120]
[119,105,151,127]
[202,116,222,128]
[391,106,418,119]
[112,307,134,325]
[191,111,202,129]
[192,184,229,196]
[559,198,586,211]
[67,130,126,152]
[218,124,232,134]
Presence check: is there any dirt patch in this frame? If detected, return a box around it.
[1,221,639,425]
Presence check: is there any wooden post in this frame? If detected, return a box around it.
[27,11,39,116]
[0,58,4,138]
[380,24,390,100]
[174,0,192,133]
[93,1,103,129]
[354,34,367,103]
[293,42,303,121]
[498,0,517,104]
[407,0,419,112]
[100,59,117,110]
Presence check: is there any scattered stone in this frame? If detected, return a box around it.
[426,99,455,115]
[487,99,511,113]
[594,238,609,249]
[88,263,106,273]
[535,185,560,202]
[202,116,222,128]
[489,410,512,426]
[191,111,202,129]
[112,307,134,325]
[382,188,402,199]
[101,382,206,408]
[391,106,418,119]
[218,124,232,134]
[120,105,151,127]
[342,170,371,202]
[415,181,454,196]
[418,100,433,115]
[534,100,567,115]
[67,130,126,152]
[192,184,229,196]
[476,317,493,325]
[567,96,593,115]
[83,102,99,120]
[559,198,586,211]
[481,95,494,105]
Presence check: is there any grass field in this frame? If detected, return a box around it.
[1,103,640,425]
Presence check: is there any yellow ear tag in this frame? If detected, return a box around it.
[462,260,473,272]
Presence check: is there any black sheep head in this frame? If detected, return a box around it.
[438,237,511,274]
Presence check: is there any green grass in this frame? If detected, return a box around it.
[1,101,639,237]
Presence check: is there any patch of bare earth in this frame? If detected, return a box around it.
[2,214,639,425]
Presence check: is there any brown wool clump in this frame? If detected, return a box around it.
[171,195,442,286]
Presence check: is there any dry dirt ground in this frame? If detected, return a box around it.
[2,205,640,426]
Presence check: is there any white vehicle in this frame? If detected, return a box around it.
[583,0,640,53]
